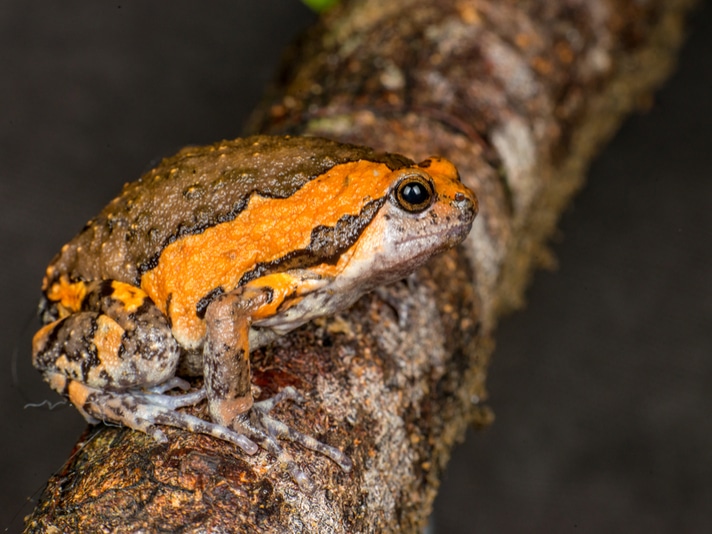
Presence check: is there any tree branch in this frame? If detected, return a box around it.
[25,0,697,531]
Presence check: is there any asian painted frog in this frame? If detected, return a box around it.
[32,135,477,489]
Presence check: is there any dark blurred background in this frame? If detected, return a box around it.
[1,2,710,532]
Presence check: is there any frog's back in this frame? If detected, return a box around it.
[44,136,413,288]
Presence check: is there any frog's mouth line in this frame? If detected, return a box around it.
[395,222,473,247]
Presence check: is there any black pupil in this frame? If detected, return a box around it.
[401,181,429,205]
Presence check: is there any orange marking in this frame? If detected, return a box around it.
[140,160,396,346]
[245,273,298,320]
[47,372,68,395]
[110,281,148,314]
[32,322,58,361]
[90,315,124,386]
[67,380,91,408]
[46,275,87,316]
[245,272,323,320]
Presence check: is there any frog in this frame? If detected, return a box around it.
[32,135,478,490]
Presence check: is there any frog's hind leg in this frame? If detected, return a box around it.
[56,376,258,454]
[33,280,183,393]
[31,280,253,448]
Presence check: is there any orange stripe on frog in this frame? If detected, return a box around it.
[140,160,396,347]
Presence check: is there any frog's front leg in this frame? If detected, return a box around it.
[32,280,258,453]
[204,286,352,490]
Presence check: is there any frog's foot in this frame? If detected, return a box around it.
[66,379,258,454]
[231,386,353,492]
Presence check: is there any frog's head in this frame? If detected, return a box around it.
[342,157,477,287]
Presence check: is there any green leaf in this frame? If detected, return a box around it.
[301,0,339,13]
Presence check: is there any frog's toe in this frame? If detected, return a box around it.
[231,409,315,492]
[147,377,192,394]
[134,387,206,410]
[253,385,304,411]
[143,424,168,444]
[251,404,353,472]
[231,389,353,486]
[150,408,259,454]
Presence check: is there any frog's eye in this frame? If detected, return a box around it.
[393,173,435,213]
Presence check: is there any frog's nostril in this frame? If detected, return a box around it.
[453,192,478,222]
[454,192,475,210]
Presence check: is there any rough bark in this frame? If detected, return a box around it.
[25,0,696,532]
